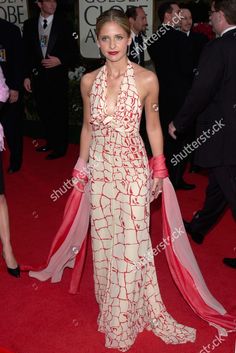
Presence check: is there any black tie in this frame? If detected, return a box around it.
[134,34,144,66]
[135,34,143,46]
[43,19,47,30]
[134,35,139,45]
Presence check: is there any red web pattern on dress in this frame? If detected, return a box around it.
[88,61,196,351]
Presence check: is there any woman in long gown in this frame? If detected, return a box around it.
[77,9,195,351]
[27,8,236,350]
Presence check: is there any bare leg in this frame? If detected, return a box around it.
[0,194,18,269]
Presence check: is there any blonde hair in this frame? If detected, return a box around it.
[96,9,131,37]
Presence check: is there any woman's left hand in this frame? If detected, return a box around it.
[150,177,163,202]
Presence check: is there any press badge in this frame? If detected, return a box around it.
[0,48,6,62]
[40,35,48,48]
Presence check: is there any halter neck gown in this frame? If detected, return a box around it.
[88,60,196,351]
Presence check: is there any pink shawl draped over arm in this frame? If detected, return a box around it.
[162,178,236,334]
[23,169,236,332]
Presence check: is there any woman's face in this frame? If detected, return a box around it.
[97,21,131,61]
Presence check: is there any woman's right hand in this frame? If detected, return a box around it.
[150,177,163,202]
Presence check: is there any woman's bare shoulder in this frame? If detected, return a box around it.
[133,64,159,85]
[80,67,102,94]
[132,64,159,99]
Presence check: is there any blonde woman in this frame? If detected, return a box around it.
[29,9,235,351]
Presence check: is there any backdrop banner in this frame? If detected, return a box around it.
[79,0,153,58]
[0,0,28,29]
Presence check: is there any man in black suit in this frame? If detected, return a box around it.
[0,18,23,173]
[180,6,208,69]
[169,0,236,268]
[148,2,195,190]
[125,6,151,155]
[23,0,78,159]
[180,5,208,173]
[125,6,147,67]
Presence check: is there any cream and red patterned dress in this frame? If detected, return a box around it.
[88,60,196,351]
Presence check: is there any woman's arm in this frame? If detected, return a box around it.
[79,73,93,162]
[144,71,167,200]
[144,72,163,157]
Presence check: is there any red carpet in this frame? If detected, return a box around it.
[0,348,15,353]
[0,137,235,353]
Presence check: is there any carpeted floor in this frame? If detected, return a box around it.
[0,137,235,353]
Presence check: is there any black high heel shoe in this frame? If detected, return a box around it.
[2,253,20,278]
[7,265,20,278]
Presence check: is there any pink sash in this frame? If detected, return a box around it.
[162,178,236,333]
[23,177,236,331]
[22,185,90,294]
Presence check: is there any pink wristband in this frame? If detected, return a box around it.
[149,154,169,179]
[72,157,88,183]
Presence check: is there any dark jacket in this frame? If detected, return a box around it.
[0,18,23,91]
[23,13,79,80]
[174,28,236,167]
[128,34,145,67]
[188,30,208,70]
[148,26,194,129]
